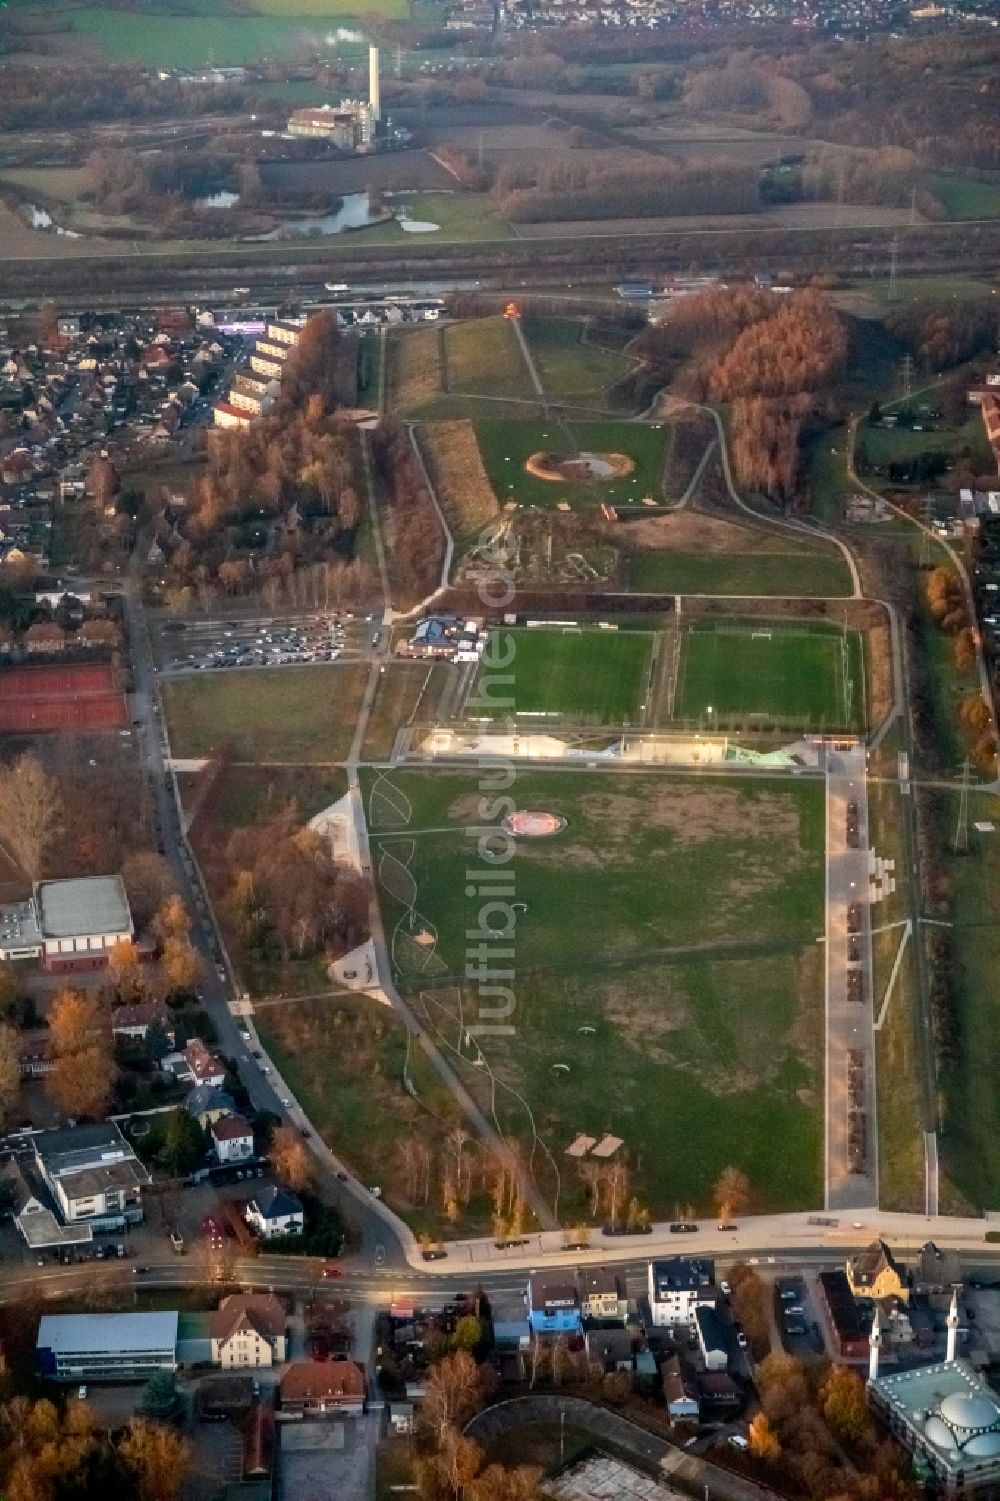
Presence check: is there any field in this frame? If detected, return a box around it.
[5,0,408,68]
[415,421,499,542]
[465,626,653,724]
[0,663,127,733]
[629,549,853,598]
[858,413,993,472]
[254,993,501,1236]
[444,318,535,401]
[522,316,632,404]
[927,174,1000,220]
[671,620,865,730]
[474,417,670,510]
[162,664,369,762]
[936,792,1000,1212]
[385,327,443,413]
[362,765,825,1216]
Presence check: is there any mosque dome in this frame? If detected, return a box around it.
[940,1393,1000,1433]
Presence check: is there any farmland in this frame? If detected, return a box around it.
[6,0,408,68]
[466,626,654,724]
[162,664,369,762]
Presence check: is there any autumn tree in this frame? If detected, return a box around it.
[0,754,61,881]
[748,1411,782,1462]
[108,938,145,1004]
[729,1262,770,1359]
[46,988,115,1120]
[268,1124,312,1191]
[152,894,191,944]
[161,936,200,997]
[118,1419,190,1501]
[821,1364,872,1444]
[421,1351,496,1449]
[122,852,175,931]
[714,1164,751,1222]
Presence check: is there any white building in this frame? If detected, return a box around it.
[647,1258,716,1328]
[211,1114,255,1164]
[37,1312,177,1381]
[210,1293,286,1368]
[245,1186,304,1239]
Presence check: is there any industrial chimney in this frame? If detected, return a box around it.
[369,45,381,123]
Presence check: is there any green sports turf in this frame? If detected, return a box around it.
[466,627,652,723]
[673,622,863,729]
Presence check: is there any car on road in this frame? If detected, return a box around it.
[717,1222,738,1231]
[670,1222,698,1233]
[736,1331,748,1350]
[322,1265,342,1278]
[336,1170,348,1181]
[77,1386,87,1400]
[720,1280,732,1296]
[132,1266,150,1275]
[280,1097,291,1108]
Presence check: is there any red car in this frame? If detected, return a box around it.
[322,1265,343,1279]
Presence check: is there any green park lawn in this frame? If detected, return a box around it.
[446,950,824,1217]
[474,417,670,509]
[363,766,825,979]
[162,664,369,762]
[673,620,865,730]
[629,549,853,598]
[466,626,653,723]
[521,316,631,403]
[444,317,534,400]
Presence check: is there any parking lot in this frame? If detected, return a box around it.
[153,611,376,676]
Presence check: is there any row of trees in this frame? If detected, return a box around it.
[369,421,446,606]
[924,566,996,773]
[497,161,761,225]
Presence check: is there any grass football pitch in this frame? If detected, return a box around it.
[466,627,653,723]
[673,622,864,729]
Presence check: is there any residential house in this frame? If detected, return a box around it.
[210,1294,286,1368]
[185,1039,226,1087]
[111,1001,174,1047]
[662,1353,700,1420]
[848,1240,909,1304]
[584,1327,633,1372]
[33,1122,149,1230]
[647,1258,716,1328]
[245,1187,304,1240]
[580,1266,625,1323]
[211,1114,255,1165]
[526,1273,581,1335]
[184,1084,236,1127]
[279,1360,366,1416]
[694,1304,729,1372]
[914,1242,963,1297]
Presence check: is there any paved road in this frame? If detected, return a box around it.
[122,580,410,1266]
[824,745,877,1210]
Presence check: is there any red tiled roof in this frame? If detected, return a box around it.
[211,1113,253,1142]
[280,1360,365,1403]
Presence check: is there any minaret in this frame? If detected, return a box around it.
[369,45,381,123]
[947,1287,960,1363]
[868,1304,882,1384]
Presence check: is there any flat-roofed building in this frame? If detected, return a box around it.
[33,1121,149,1230]
[647,1258,715,1329]
[37,1311,178,1381]
[35,875,133,974]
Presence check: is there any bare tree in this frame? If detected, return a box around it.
[0,755,62,880]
